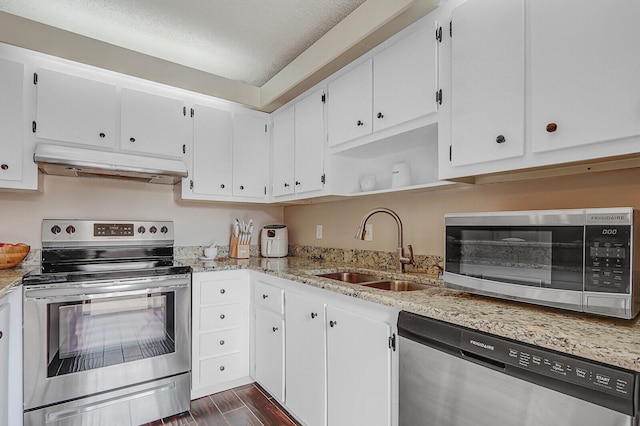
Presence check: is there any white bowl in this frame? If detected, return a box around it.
[204,247,218,258]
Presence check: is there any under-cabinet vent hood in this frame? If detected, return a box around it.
[33,144,188,185]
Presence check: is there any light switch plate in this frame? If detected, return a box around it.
[316,224,323,239]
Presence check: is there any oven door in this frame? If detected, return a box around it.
[444,212,585,311]
[23,275,190,411]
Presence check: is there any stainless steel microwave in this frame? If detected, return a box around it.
[444,208,639,319]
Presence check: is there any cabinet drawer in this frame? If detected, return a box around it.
[199,352,242,385]
[200,328,242,358]
[199,280,243,305]
[200,304,242,330]
[254,281,284,314]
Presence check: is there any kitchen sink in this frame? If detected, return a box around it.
[317,272,428,291]
[317,272,382,284]
[361,280,429,291]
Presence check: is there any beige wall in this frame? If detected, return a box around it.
[0,175,284,249]
[284,168,640,257]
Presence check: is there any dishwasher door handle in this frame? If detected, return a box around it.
[460,349,506,371]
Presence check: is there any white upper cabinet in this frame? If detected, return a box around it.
[271,89,325,199]
[271,106,295,197]
[232,112,269,199]
[35,68,117,148]
[450,0,525,166]
[327,60,373,146]
[373,16,438,133]
[120,88,186,158]
[293,89,325,195]
[190,104,233,197]
[529,0,640,153]
[0,58,24,183]
[328,15,440,149]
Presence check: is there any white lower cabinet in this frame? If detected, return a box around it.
[191,271,250,399]
[285,292,326,426]
[251,272,398,426]
[253,279,285,401]
[0,302,9,426]
[254,307,285,401]
[326,305,392,426]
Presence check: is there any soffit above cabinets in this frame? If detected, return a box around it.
[0,0,438,112]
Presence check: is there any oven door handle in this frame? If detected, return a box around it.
[24,276,189,300]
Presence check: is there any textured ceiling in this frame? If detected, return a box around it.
[0,0,367,87]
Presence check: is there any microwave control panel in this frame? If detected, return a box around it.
[584,225,631,294]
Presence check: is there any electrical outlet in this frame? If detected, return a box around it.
[365,223,373,241]
[316,224,323,239]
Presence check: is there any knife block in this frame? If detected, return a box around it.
[229,235,250,259]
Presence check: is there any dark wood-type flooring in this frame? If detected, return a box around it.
[143,382,302,426]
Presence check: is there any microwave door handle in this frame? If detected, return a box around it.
[482,274,543,286]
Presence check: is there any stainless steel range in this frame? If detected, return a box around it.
[22,220,191,426]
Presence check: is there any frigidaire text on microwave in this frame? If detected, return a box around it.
[444,208,639,319]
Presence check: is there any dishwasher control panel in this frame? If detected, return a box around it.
[460,330,635,398]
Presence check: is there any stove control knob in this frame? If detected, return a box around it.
[51,225,61,235]
[138,226,146,234]
[149,226,157,234]
[65,225,76,234]
[160,226,168,234]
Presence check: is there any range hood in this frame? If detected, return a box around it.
[33,144,188,185]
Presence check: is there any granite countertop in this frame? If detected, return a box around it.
[184,256,640,373]
[0,265,34,298]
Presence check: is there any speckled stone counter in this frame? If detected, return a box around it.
[0,266,32,298]
[182,256,640,373]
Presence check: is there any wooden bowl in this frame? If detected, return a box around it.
[0,244,30,269]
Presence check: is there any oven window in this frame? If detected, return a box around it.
[445,226,584,290]
[47,292,176,377]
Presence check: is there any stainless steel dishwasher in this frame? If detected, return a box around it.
[398,311,639,426]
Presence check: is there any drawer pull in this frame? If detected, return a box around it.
[220,366,225,371]
[220,314,225,320]
[219,340,225,345]
[272,327,278,332]
[262,294,268,299]
[329,320,337,328]
[311,312,318,319]
[220,289,226,294]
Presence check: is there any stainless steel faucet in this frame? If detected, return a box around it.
[354,207,415,273]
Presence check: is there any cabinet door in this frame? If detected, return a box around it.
[450,0,525,166]
[0,58,24,183]
[294,89,325,194]
[327,59,373,146]
[232,112,269,198]
[192,104,233,197]
[120,88,185,158]
[373,16,438,132]
[0,303,9,426]
[530,0,640,153]
[254,308,284,401]
[326,305,392,426]
[35,68,117,148]
[285,292,326,426]
[271,106,295,197]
